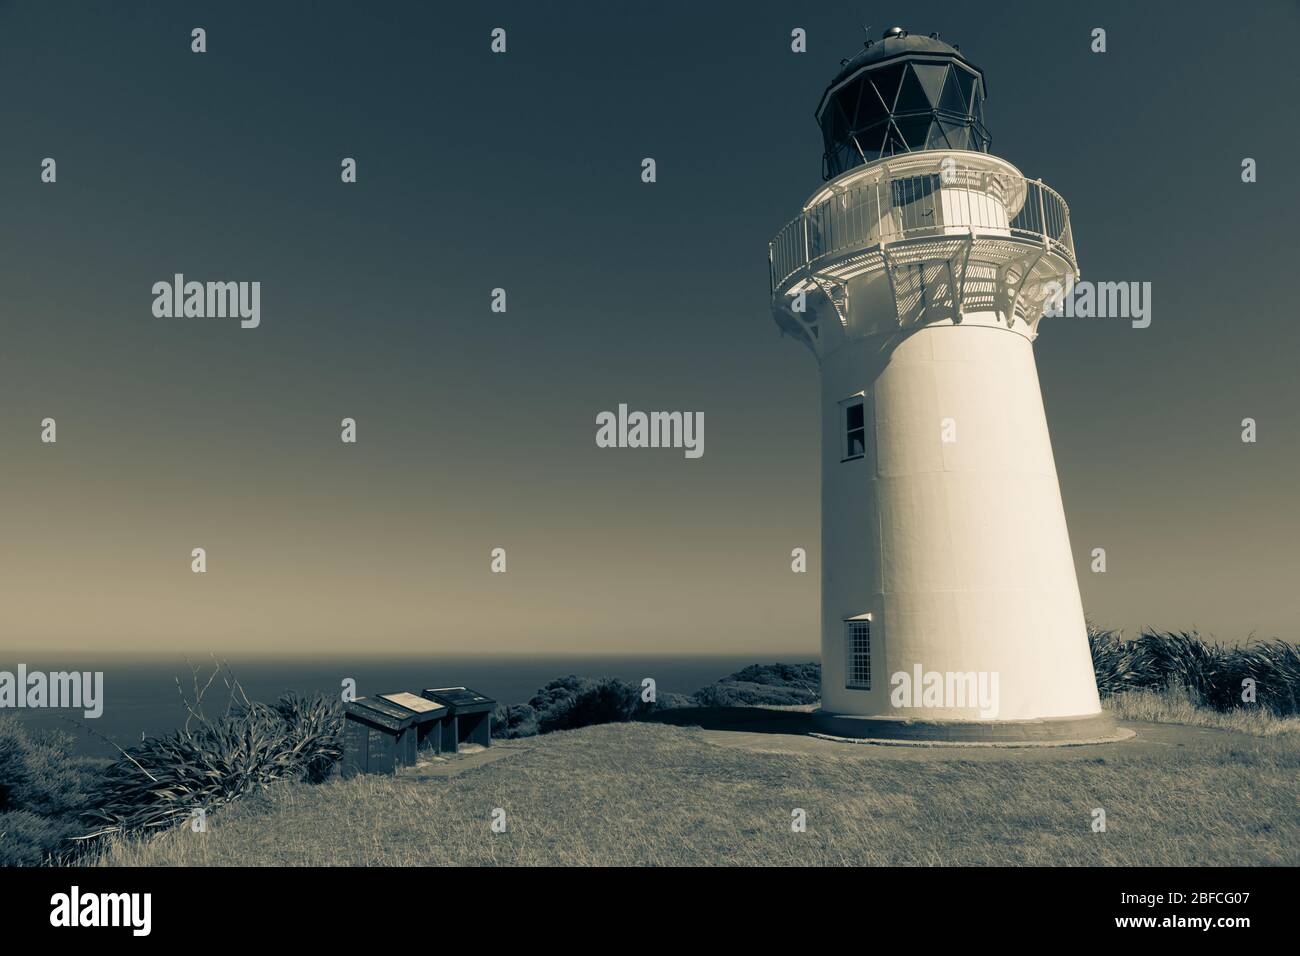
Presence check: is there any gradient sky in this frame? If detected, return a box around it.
[2,0,1297,657]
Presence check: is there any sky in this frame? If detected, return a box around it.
[1,0,1298,657]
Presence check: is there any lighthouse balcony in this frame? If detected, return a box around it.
[768,152,1076,298]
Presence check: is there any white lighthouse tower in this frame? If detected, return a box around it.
[770,28,1115,742]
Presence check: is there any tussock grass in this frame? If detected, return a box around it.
[1089,627,1300,716]
[96,721,1299,867]
[80,669,341,842]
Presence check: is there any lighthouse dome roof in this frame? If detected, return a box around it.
[816,28,991,181]
[827,31,974,87]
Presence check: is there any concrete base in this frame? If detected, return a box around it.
[811,709,1127,746]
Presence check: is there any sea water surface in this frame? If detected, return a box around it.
[4,653,812,757]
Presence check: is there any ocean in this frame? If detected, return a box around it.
[2,653,813,757]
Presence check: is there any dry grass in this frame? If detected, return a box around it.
[1104,687,1300,738]
[96,720,1299,867]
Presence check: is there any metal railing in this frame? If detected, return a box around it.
[769,171,1075,293]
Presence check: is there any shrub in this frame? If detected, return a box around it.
[0,717,95,816]
[0,811,70,867]
[491,703,538,739]
[81,686,343,839]
[693,661,821,707]
[0,717,25,813]
[722,662,820,691]
[650,691,694,710]
[0,716,103,865]
[527,676,650,734]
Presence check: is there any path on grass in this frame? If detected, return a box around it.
[395,710,1281,783]
[637,705,1280,761]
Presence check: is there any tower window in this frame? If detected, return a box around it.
[843,399,865,460]
[845,619,871,689]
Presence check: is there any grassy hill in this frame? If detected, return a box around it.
[96,716,1298,867]
[7,632,1296,866]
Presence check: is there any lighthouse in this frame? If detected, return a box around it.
[770,28,1115,742]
